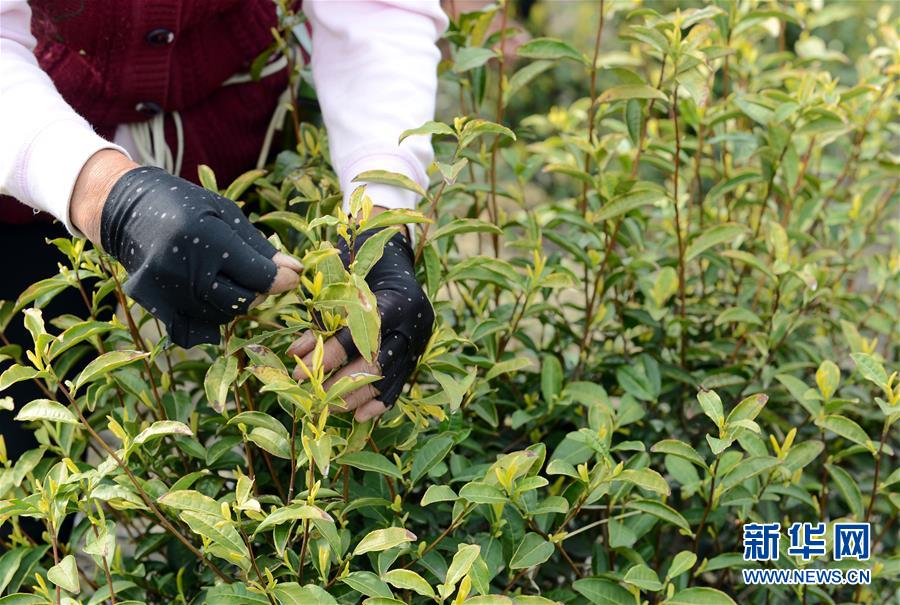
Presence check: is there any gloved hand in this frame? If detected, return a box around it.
[99,166,300,347]
[288,227,434,421]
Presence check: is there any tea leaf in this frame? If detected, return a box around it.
[510,533,554,569]
[353,527,416,556]
[75,350,147,390]
[14,399,78,425]
[382,569,434,598]
[337,451,402,480]
[133,421,192,445]
[204,355,239,414]
[518,37,585,63]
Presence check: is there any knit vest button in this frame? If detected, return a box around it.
[145,28,175,46]
[135,101,163,116]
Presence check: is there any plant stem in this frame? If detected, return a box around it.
[487,0,511,258]
[59,383,231,582]
[692,457,719,565]
[671,87,688,369]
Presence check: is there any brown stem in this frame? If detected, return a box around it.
[691,457,719,568]
[288,407,299,501]
[671,88,688,369]
[91,523,117,605]
[578,0,606,217]
[487,0,511,258]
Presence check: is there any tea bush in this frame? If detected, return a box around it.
[1,2,898,604]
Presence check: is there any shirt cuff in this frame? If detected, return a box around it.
[340,151,427,213]
[21,118,129,236]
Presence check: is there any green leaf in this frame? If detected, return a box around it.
[347,274,381,363]
[421,485,457,506]
[411,435,455,483]
[617,468,670,496]
[47,554,79,594]
[518,37,585,64]
[599,84,668,103]
[0,365,43,392]
[75,350,147,390]
[816,414,874,452]
[666,551,697,580]
[48,321,118,360]
[825,463,864,520]
[651,439,707,468]
[623,563,662,591]
[432,369,476,412]
[595,189,666,222]
[228,411,290,439]
[204,355,239,414]
[720,456,780,492]
[382,569,434,598]
[179,511,250,571]
[572,578,635,605]
[850,352,888,389]
[627,499,691,533]
[255,504,331,535]
[459,119,517,149]
[815,360,841,399]
[14,399,79,425]
[714,307,763,326]
[353,527,416,556]
[133,420,192,445]
[485,357,532,380]
[224,169,266,201]
[685,224,747,262]
[509,533,554,569]
[504,60,554,105]
[338,451,402,480]
[725,393,768,427]
[247,427,292,459]
[353,170,427,199]
[158,489,220,516]
[541,355,563,403]
[362,209,430,231]
[459,481,508,504]
[444,544,481,589]
[198,164,219,192]
[354,228,400,278]
[625,99,643,146]
[341,571,393,598]
[666,587,736,605]
[697,389,724,427]
[272,583,338,605]
[399,121,455,143]
[454,47,496,72]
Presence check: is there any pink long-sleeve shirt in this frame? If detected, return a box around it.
[0,0,447,234]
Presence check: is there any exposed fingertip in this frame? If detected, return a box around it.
[355,400,387,422]
[268,266,300,294]
[249,294,266,310]
[287,331,314,358]
[273,252,302,272]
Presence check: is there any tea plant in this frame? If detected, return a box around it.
[1,2,898,604]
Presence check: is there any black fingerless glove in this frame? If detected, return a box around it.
[335,229,434,408]
[101,167,278,347]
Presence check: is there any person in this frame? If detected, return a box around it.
[0,0,447,423]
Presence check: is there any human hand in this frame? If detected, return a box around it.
[288,227,434,421]
[71,153,300,347]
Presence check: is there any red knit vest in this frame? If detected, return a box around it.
[2,0,288,224]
